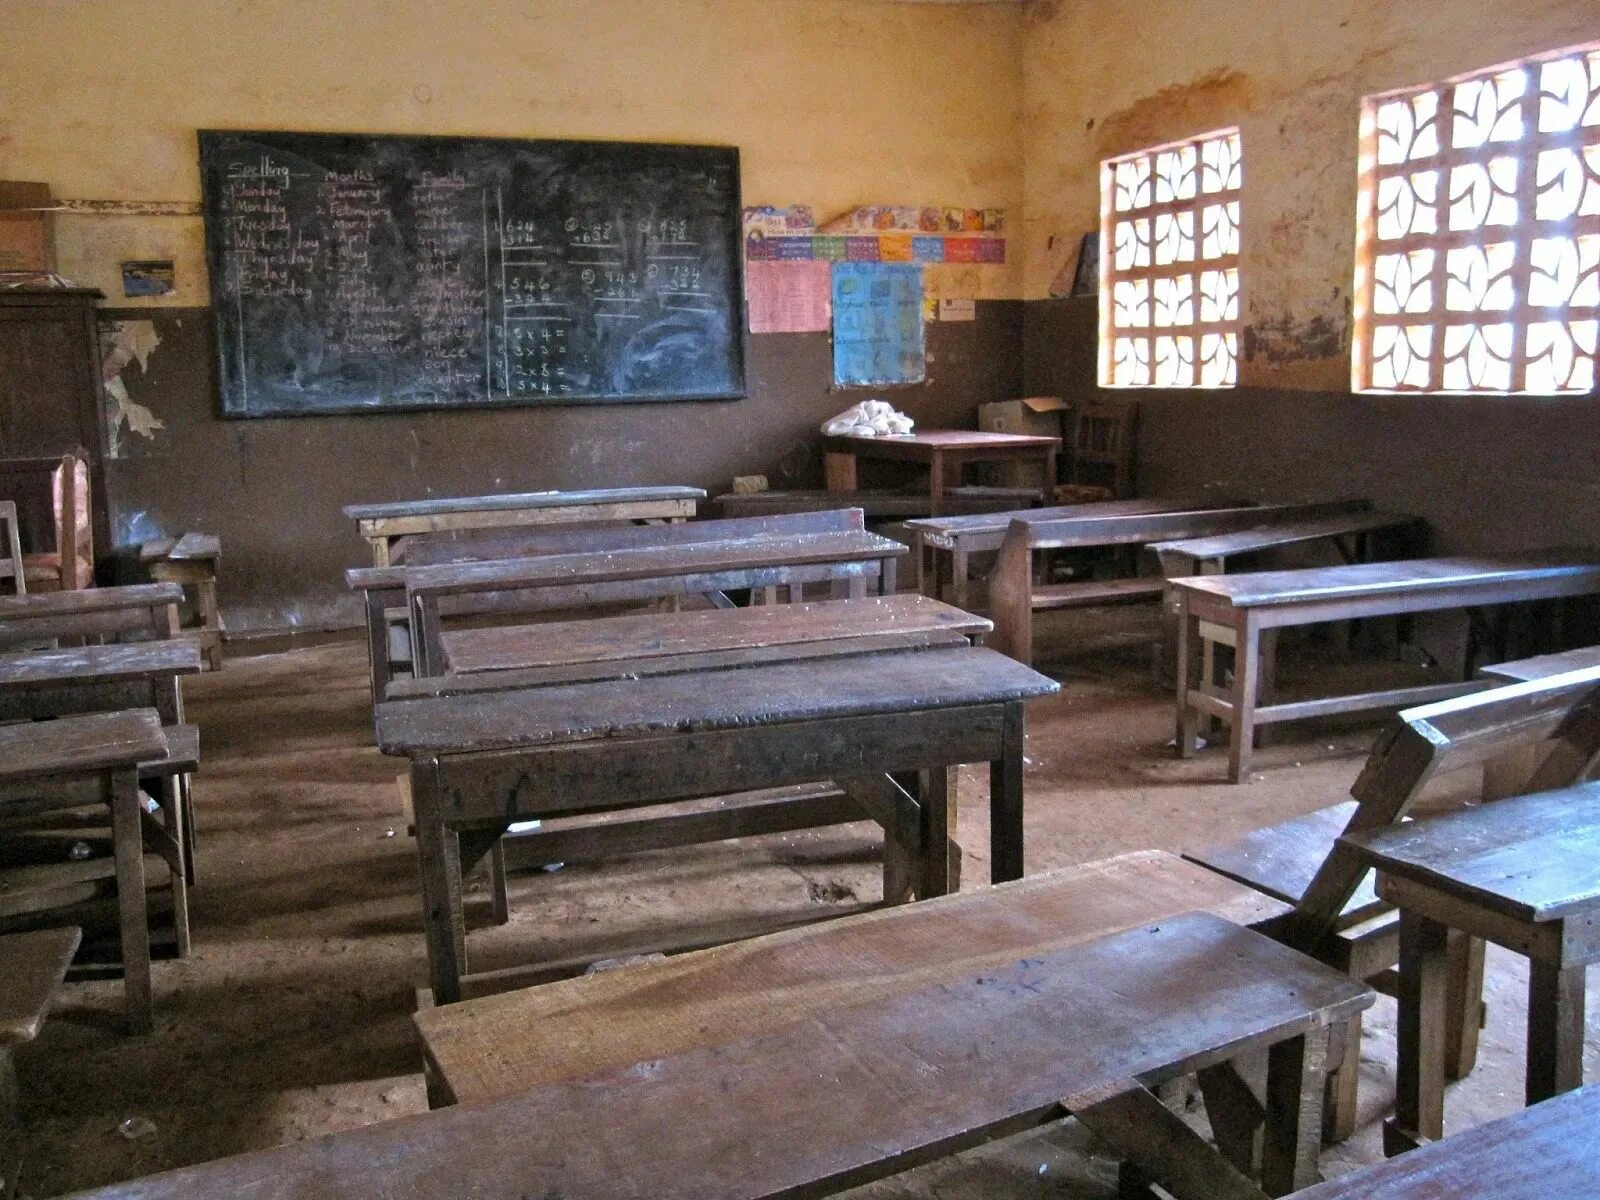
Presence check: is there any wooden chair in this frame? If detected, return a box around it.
[1065,401,1137,499]
[0,502,23,596]
[1184,665,1600,1142]
[0,453,92,592]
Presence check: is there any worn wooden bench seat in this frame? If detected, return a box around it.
[0,711,168,1034]
[1,926,80,1200]
[1184,666,1600,1142]
[1174,554,1600,782]
[1294,1083,1600,1198]
[0,584,182,651]
[1149,510,1421,574]
[989,500,1371,666]
[714,485,1042,520]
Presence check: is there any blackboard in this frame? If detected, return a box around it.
[198,130,745,418]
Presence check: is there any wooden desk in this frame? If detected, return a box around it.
[402,529,907,677]
[0,711,168,1034]
[344,485,705,566]
[1341,782,1600,1155]
[0,640,198,722]
[1173,555,1600,782]
[377,642,1056,1004]
[1292,1084,1600,1199]
[822,430,1060,518]
[437,593,989,676]
[0,583,182,650]
[140,534,223,670]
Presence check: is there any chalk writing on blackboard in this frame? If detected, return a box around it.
[200,131,746,418]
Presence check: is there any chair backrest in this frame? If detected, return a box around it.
[1283,664,1600,951]
[0,500,23,595]
[0,452,91,590]
[1069,402,1137,496]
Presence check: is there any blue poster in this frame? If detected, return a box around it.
[831,262,925,387]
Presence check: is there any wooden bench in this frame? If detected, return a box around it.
[0,583,182,652]
[1173,554,1600,782]
[401,526,907,678]
[344,485,705,566]
[0,927,79,1200]
[1184,666,1600,1142]
[139,534,222,670]
[377,640,1056,1004]
[0,502,22,597]
[1342,780,1600,1154]
[989,500,1372,667]
[1292,1083,1600,1198]
[714,485,1042,520]
[0,711,169,1034]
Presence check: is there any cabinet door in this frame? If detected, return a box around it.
[0,305,100,456]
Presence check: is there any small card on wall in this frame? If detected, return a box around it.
[938,298,976,322]
[746,260,831,334]
[121,260,175,297]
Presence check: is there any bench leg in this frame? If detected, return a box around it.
[952,549,970,611]
[158,777,191,959]
[412,764,468,1007]
[1255,630,1278,750]
[916,766,956,898]
[1176,599,1199,757]
[197,576,223,670]
[1262,1029,1329,1195]
[1228,615,1262,783]
[1445,931,1486,1081]
[989,701,1025,883]
[1197,1052,1266,1177]
[1322,1014,1362,1145]
[1527,959,1585,1105]
[488,841,511,927]
[1387,909,1450,1155]
[112,768,154,1035]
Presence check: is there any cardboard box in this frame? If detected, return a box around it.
[0,181,55,273]
[977,396,1069,488]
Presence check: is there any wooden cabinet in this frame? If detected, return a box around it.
[0,289,111,567]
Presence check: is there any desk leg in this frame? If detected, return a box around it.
[951,549,970,610]
[916,766,956,898]
[1228,614,1262,783]
[412,763,468,1006]
[364,590,392,705]
[824,451,858,493]
[370,538,390,568]
[1527,958,1585,1105]
[111,767,153,1035]
[1263,1029,1329,1195]
[1388,909,1450,1155]
[990,701,1025,882]
[1042,447,1058,502]
[928,452,947,517]
[1176,597,1199,758]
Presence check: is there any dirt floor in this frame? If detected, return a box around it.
[15,605,1600,1197]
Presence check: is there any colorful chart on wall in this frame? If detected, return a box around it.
[831,263,925,387]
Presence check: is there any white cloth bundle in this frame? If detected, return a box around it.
[820,399,915,437]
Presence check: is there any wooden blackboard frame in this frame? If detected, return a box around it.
[199,129,747,419]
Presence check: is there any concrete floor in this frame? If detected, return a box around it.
[14,606,1600,1197]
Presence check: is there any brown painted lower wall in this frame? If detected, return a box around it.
[102,303,1024,633]
[1023,297,1600,555]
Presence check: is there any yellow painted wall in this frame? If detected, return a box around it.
[1021,0,1600,388]
[2,0,1024,304]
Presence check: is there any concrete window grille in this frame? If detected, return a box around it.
[1354,42,1600,394]
[1099,128,1242,389]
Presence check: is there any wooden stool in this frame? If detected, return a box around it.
[0,927,79,1200]
[141,534,222,670]
[1340,781,1600,1155]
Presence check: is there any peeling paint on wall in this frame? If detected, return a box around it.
[100,318,167,457]
[1094,68,1256,158]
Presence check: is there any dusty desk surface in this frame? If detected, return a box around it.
[0,708,167,785]
[824,429,1062,450]
[343,485,706,520]
[0,583,183,619]
[1172,554,1600,607]
[1480,645,1600,684]
[378,644,1055,754]
[1295,1084,1600,1199]
[64,911,1365,1200]
[0,641,201,690]
[1148,509,1418,561]
[442,594,990,674]
[906,496,1198,538]
[418,849,1290,1104]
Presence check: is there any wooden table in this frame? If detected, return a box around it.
[435,593,989,676]
[377,641,1056,1004]
[344,485,705,566]
[822,431,1060,518]
[1340,781,1600,1155]
[140,533,223,670]
[1173,555,1600,783]
[1292,1084,1600,1198]
[0,711,168,1034]
[0,583,182,651]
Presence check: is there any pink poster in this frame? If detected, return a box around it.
[746,260,832,334]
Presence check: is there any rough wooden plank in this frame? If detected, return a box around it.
[1175,554,1600,609]
[1481,645,1600,684]
[1294,1084,1600,1199]
[0,583,182,619]
[343,486,707,521]
[0,710,167,786]
[0,641,201,691]
[1149,510,1414,562]
[377,646,1055,754]
[905,496,1223,540]
[0,927,81,1045]
[419,851,1290,1105]
[1032,577,1166,608]
[1025,500,1371,553]
[441,595,990,675]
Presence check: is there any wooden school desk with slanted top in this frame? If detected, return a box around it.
[343,485,705,566]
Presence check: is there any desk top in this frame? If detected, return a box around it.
[904,497,1230,539]
[1291,1084,1600,1199]
[0,583,183,619]
[62,912,1364,1200]
[377,644,1056,755]
[824,429,1061,451]
[442,595,989,675]
[1480,645,1600,684]
[343,486,706,522]
[0,709,167,786]
[399,530,907,599]
[1341,781,1600,924]
[0,640,201,691]
[1148,510,1417,561]
[1171,554,1600,608]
